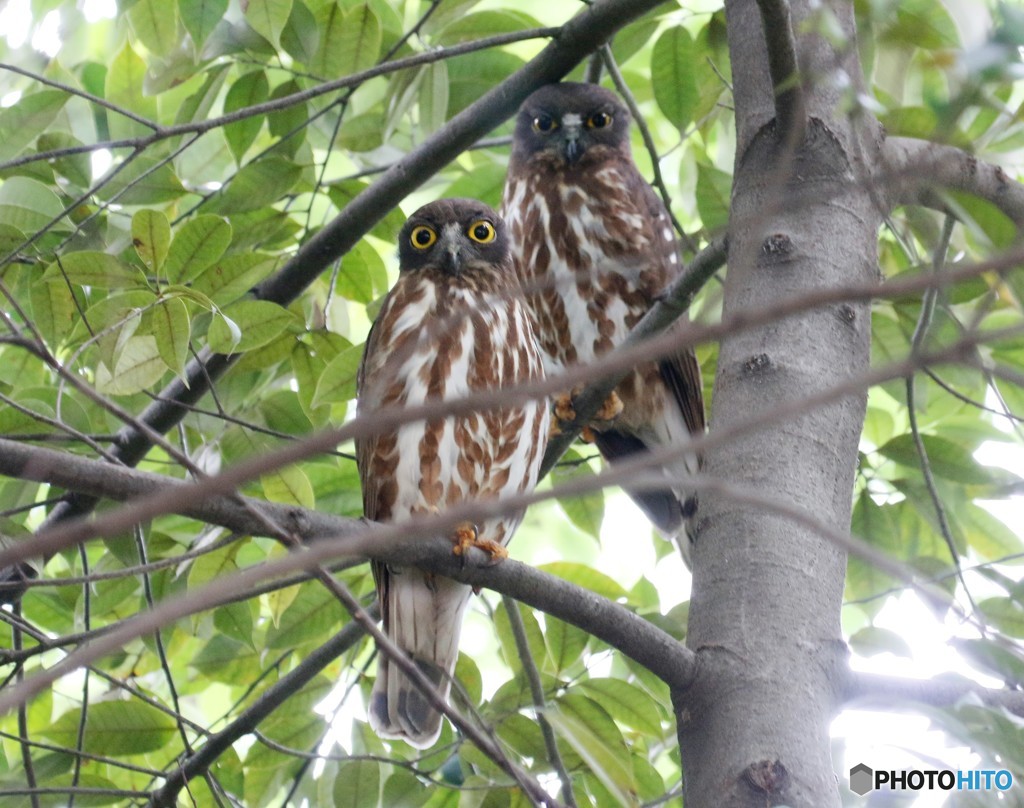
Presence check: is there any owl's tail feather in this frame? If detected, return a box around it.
[369,573,470,749]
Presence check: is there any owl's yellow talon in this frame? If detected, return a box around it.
[553,392,577,423]
[452,522,508,561]
[594,390,624,423]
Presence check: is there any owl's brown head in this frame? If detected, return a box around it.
[510,82,631,170]
[398,198,511,278]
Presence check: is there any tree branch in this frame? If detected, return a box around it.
[883,136,1024,226]
[755,0,806,144]
[845,671,1024,718]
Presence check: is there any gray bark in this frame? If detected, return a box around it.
[677,0,884,805]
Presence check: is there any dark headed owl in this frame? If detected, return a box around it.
[356,198,549,747]
[501,82,705,558]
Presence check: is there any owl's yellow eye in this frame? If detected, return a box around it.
[409,225,437,250]
[467,220,496,244]
[587,111,613,129]
[532,114,558,133]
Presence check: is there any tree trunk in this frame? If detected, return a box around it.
[677,1,884,805]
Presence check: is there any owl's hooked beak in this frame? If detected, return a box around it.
[437,227,463,275]
[561,123,584,164]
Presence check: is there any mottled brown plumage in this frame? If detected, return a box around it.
[356,198,549,748]
[502,82,705,555]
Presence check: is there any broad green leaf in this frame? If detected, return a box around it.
[207,300,295,354]
[223,70,270,162]
[261,464,315,508]
[191,634,260,682]
[44,700,176,756]
[43,251,146,289]
[651,26,699,130]
[848,626,913,658]
[877,434,1003,485]
[494,600,547,674]
[281,0,319,64]
[191,252,279,305]
[447,50,523,117]
[0,90,68,163]
[979,597,1024,637]
[311,1,347,78]
[550,452,604,541]
[695,161,731,233]
[547,695,637,806]
[333,759,380,808]
[98,155,187,205]
[95,335,166,394]
[105,42,158,139]
[266,585,340,648]
[180,0,228,51]
[209,156,302,214]
[420,61,449,133]
[149,297,191,376]
[882,0,959,50]
[163,215,233,284]
[0,177,66,234]
[544,615,589,676]
[336,110,386,152]
[335,4,381,79]
[245,0,293,48]
[577,678,664,737]
[29,279,76,348]
[311,342,364,406]
[214,600,256,647]
[335,240,387,305]
[128,0,179,57]
[132,209,171,272]
[538,562,628,601]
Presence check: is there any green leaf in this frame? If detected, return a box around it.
[207,300,296,354]
[163,215,233,284]
[0,90,68,163]
[29,280,76,348]
[333,759,380,808]
[214,600,256,647]
[537,562,628,601]
[544,616,589,676]
[334,4,381,79]
[245,0,293,48]
[695,161,731,233]
[577,679,664,737]
[180,0,227,51]
[848,626,913,658]
[0,177,66,234]
[149,297,191,376]
[191,252,279,305]
[44,251,146,289]
[978,597,1024,638]
[223,70,269,162]
[210,156,302,214]
[877,434,1002,485]
[132,209,171,273]
[266,585,340,648]
[105,42,158,139]
[44,700,176,756]
[98,155,187,205]
[95,335,166,394]
[651,26,699,130]
[261,464,315,508]
[547,695,637,806]
[550,452,604,541]
[883,0,959,50]
[312,343,364,407]
[128,0,179,57]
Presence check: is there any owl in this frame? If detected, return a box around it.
[501,82,705,556]
[356,198,549,748]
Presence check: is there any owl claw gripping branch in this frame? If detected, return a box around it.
[356,199,549,749]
